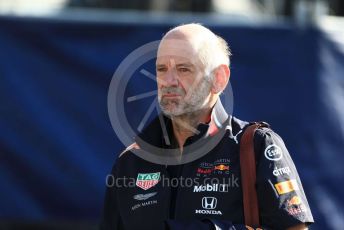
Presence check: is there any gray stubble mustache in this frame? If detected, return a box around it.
[160,87,185,96]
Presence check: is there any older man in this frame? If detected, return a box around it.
[101,24,314,230]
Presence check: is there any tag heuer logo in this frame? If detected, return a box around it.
[136,172,160,190]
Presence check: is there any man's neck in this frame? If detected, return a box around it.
[171,107,212,153]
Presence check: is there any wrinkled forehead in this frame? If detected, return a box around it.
[156,38,202,66]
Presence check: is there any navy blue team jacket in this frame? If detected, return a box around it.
[100,100,314,230]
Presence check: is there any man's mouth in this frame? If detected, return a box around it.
[162,94,181,98]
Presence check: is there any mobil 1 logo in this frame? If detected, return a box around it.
[193,184,229,193]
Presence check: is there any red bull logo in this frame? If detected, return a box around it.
[214,164,229,171]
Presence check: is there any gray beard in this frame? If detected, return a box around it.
[158,77,212,117]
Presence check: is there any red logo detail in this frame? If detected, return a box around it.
[214,164,229,171]
[136,180,159,190]
[197,168,212,174]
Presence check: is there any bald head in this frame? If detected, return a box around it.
[163,23,217,43]
[160,23,231,75]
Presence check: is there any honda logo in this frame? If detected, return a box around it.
[202,197,217,209]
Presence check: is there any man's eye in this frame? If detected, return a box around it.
[179,68,189,73]
[157,68,167,72]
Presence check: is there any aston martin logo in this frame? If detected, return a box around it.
[133,192,158,201]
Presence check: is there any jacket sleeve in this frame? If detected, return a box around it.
[99,162,124,230]
[254,128,314,229]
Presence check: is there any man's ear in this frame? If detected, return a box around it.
[211,64,230,94]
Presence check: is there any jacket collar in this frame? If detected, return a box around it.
[136,99,230,149]
[207,99,229,136]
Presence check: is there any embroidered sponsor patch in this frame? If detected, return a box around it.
[273,166,291,176]
[131,200,158,211]
[274,179,299,195]
[214,164,229,171]
[286,195,307,215]
[193,184,229,193]
[264,144,283,161]
[287,196,302,206]
[136,172,160,190]
[195,197,222,215]
[213,159,230,174]
[133,192,157,201]
[196,162,213,176]
[196,159,231,176]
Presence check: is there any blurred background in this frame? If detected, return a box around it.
[0,0,344,229]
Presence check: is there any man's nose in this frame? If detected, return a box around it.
[163,69,179,87]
